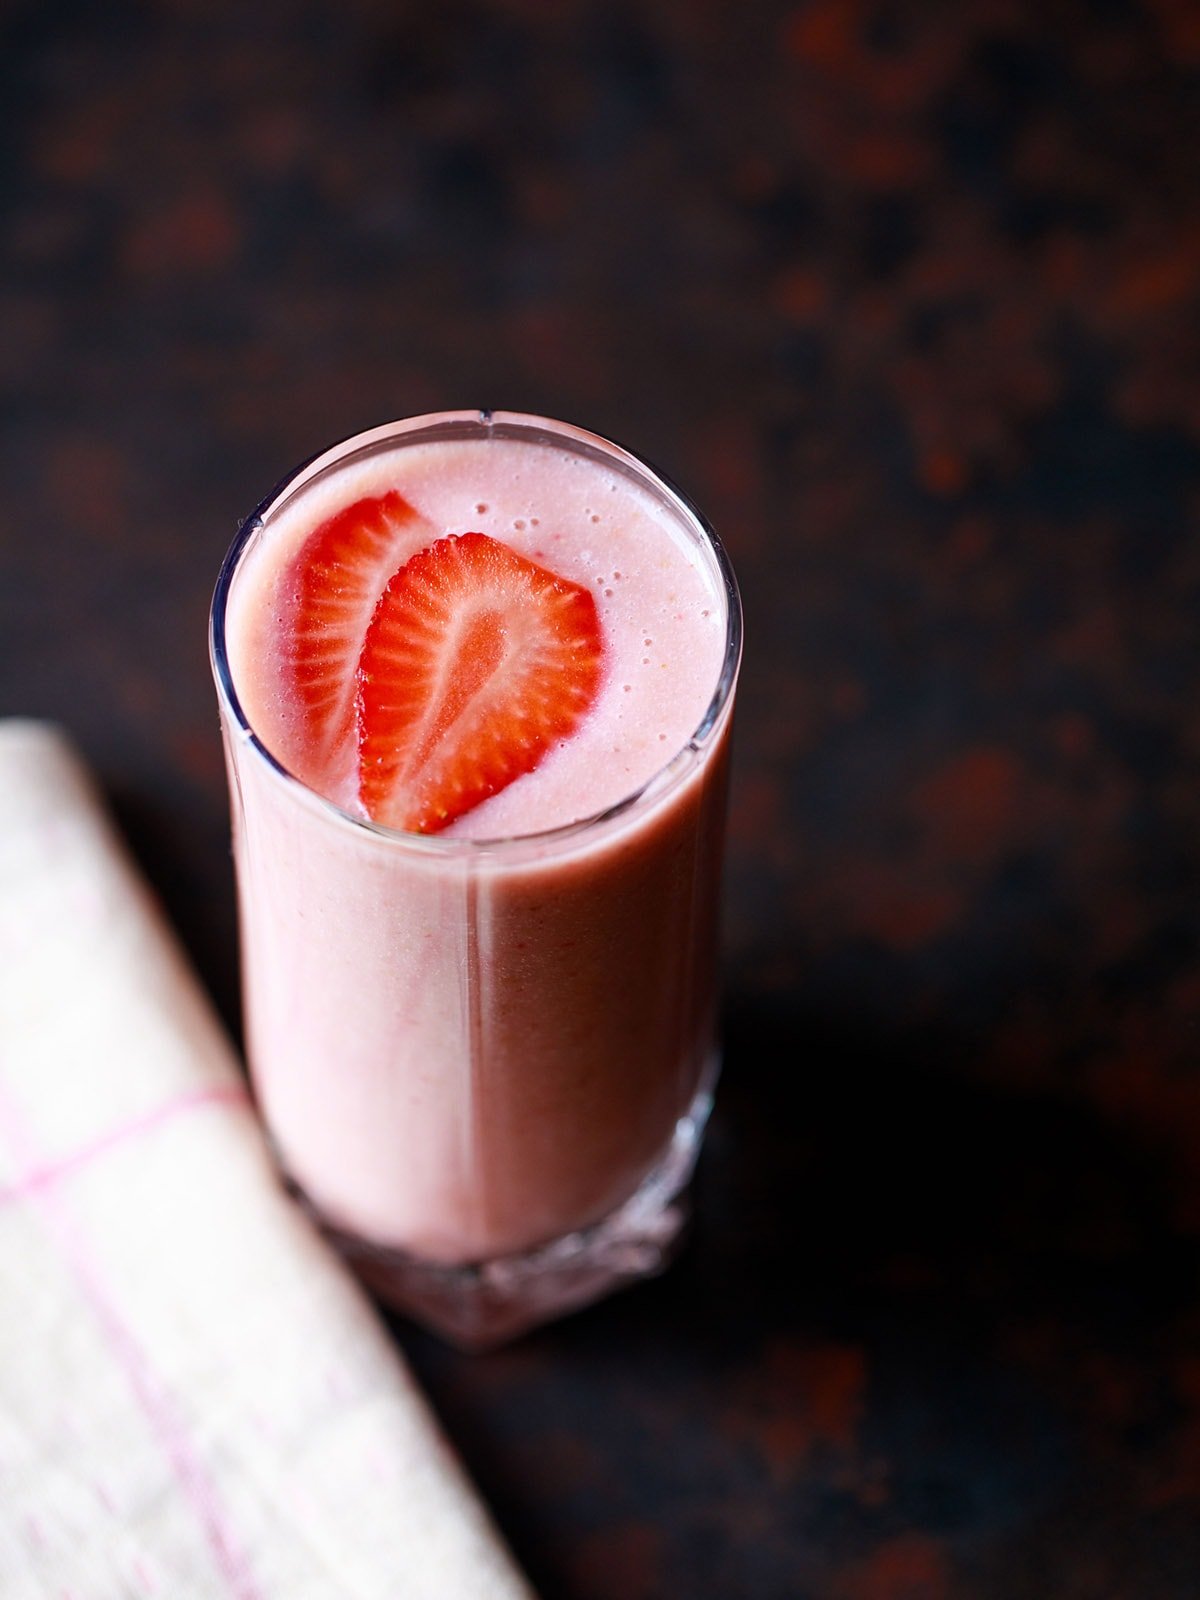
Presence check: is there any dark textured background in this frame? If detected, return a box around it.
[3,1,1200,1595]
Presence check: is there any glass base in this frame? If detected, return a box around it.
[287,1060,718,1350]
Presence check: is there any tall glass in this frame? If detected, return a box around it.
[210,412,741,1347]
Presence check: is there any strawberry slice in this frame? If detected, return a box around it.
[356,532,604,833]
[280,491,426,776]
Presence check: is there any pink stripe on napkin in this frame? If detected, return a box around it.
[0,1077,264,1600]
[0,1084,252,1207]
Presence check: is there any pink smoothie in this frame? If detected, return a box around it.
[217,414,737,1265]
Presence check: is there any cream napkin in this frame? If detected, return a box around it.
[0,721,535,1600]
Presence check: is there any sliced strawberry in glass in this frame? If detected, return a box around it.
[280,491,426,779]
[356,532,605,833]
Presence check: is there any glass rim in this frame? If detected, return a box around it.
[209,408,742,857]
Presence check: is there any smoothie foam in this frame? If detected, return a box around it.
[226,435,725,838]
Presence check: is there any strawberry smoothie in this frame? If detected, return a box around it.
[212,412,740,1343]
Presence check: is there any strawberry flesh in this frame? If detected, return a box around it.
[356,532,604,833]
[280,491,425,781]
